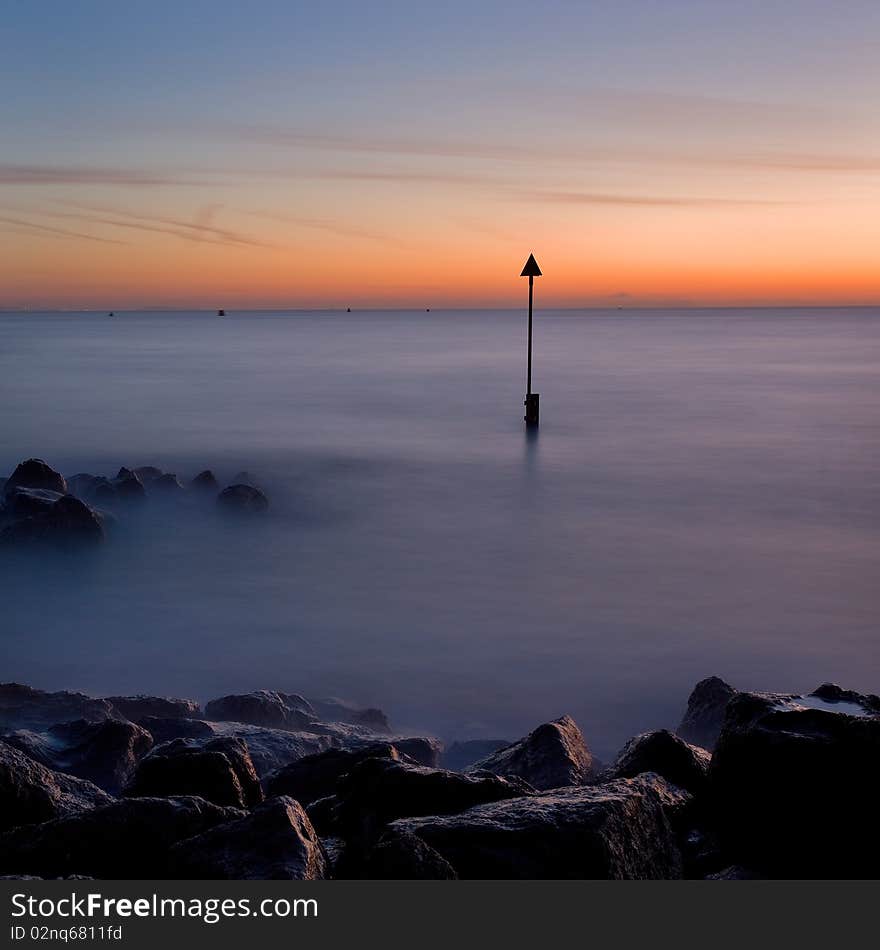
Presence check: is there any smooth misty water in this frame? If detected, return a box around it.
[1,308,878,756]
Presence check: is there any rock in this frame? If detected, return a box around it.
[677,676,737,751]
[138,717,215,744]
[3,487,63,517]
[4,719,153,793]
[133,466,163,482]
[442,739,512,772]
[112,468,146,501]
[204,690,314,731]
[0,796,244,878]
[358,829,458,880]
[152,473,185,493]
[0,741,113,832]
[388,736,442,767]
[327,757,533,847]
[710,690,880,877]
[806,683,880,716]
[606,729,711,797]
[3,459,66,496]
[191,470,220,492]
[217,484,269,513]
[309,697,391,733]
[467,715,592,790]
[205,723,331,778]
[66,473,106,500]
[393,774,688,879]
[265,743,404,806]
[106,695,202,721]
[0,683,116,732]
[125,736,262,808]
[168,796,326,880]
[0,494,105,549]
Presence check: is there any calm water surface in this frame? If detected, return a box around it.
[1,308,878,755]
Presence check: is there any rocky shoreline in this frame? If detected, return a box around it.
[1,677,877,879]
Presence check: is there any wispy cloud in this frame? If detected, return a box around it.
[0,164,206,187]
[247,210,404,245]
[527,191,794,207]
[0,214,128,245]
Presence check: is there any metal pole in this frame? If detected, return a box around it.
[527,273,533,396]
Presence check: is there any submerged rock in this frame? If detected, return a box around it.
[216,483,269,513]
[3,459,67,496]
[204,690,314,731]
[0,741,113,833]
[0,796,244,878]
[169,796,326,880]
[606,729,711,797]
[0,494,105,549]
[0,683,116,732]
[393,774,688,879]
[467,715,593,790]
[710,690,880,877]
[677,676,737,751]
[106,695,202,721]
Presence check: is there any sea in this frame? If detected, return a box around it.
[1,307,878,757]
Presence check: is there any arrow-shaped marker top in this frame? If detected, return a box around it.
[520,253,542,277]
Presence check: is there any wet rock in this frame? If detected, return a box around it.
[606,729,711,797]
[204,690,314,731]
[0,683,116,732]
[138,717,216,744]
[0,494,105,549]
[677,676,737,751]
[106,695,202,721]
[217,484,269,513]
[467,715,592,790]
[393,774,688,879]
[205,723,331,778]
[4,719,153,793]
[265,743,404,806]
[0,796,244,878]
[191,469,220,492]
[309,697,391,733]
[3,459,67,496]
[3,487,63,517]
[125,736,262,808]
[710,690,880,877]
[442,739,511,772]
[168,796,326,880]
[0,741,113,832]
[359,829,457,880]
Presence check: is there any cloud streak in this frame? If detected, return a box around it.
[0,214,128,245]
[0,164,206,187]
[527,191,794,207]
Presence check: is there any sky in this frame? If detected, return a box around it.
[2,0,880,309]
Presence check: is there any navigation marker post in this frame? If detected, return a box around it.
[520,253,542,427]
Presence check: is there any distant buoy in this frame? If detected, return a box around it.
[217,309,225,316]
[109,312,114,317]
[347,307,351,312]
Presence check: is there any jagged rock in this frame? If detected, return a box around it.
[133,466,163,482]
[309,697,391,733]
[217,484,269,513]
[205,723,331,777]
[358,829,458,880]
[0,741,113,832]
[467,716,592,790]
[0,796,244,878]
[606,729,711,796]
[3,487,63,517]
[710,690,880,877]
[113,468,146,501]
[388,737,441,767]
[0,683,116,731]
[204,690,314,731]
[393,774,688,879]
[806,683,880,715]
[442,739,511,771]
[152,473,185,493]
[191,470,220,492]
[168,796,326,880]
[4,719,153,793]
[125,736,262,808]
[0,494,105,549]
[106,695,202,721]
[265,743,404,806]
[677,676,737,751]
[3,459,67,496]
[138,717,215,744]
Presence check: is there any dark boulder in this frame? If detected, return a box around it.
[3,487,63,518]
[106,695,202,721]
[203,723,330,778]
[265,743,403,806]
[204,690,314,731]
[133,466,163,482]
[393,774,688,879]
[467,715,592,790]
[217,484,269,513]
[0,741,113,832]
[309,697,390,733]
[168,796,326,880]
[710,690,880,877]
[358,829,457,880]
[0,494,104,549]
[0,683,116,732]
[442,739,511,771]
[138,717,215,744]
[677,676,737,751]
[124,736,262,808]
[152,473,185,493]
[388,736,442,767]
[112,468,146,501]
[191,469,220,492]
[3,459,66,496]
[606,729,711,797]
[4,719,153,793]
[0,796,244,878]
